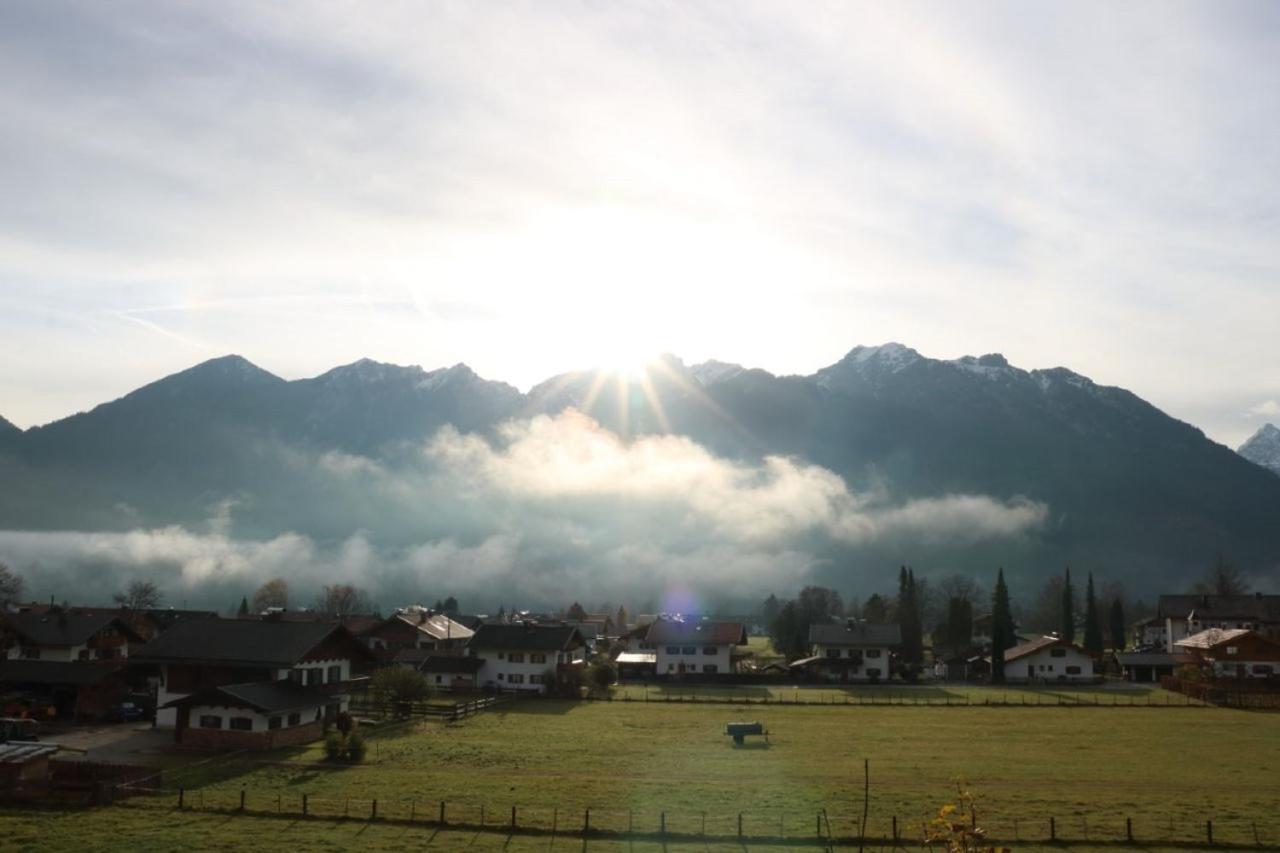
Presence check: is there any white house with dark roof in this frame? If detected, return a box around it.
[794,620,900,682]
[469,622,587,693]
[643,617,748,676]
[1002,636,1094,683]
[2,611,144,662]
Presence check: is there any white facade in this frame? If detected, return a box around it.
[186,702,325,733]
[473,647,583,693]
[1005,646,1094,682]
[155,658,353,728]
[653,642,733,675]
[810,642,891,681]
[6,641,124,662]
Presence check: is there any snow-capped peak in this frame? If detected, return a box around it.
[416,363,474,392]
[689,360,746,386]
[1239,423,1280,476]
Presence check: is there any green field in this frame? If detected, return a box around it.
[5,693,1279,850]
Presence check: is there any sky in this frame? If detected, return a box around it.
[1,1,1278,448]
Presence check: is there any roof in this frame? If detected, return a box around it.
[161,680,331,714]
[470,622,586,652]
[1004,636,1086,663]
[643,619,747,646]
[0,742,59,764]
[414,655,485,674]
[809,621,901,647]
[1,611,142,647]
[387,611,475,642]
[132,619,370,668]
[1174,627,1254,650]
[615,651,657,665]
[1115,652,1195,667]
[0,660,122,686]
[1157,594,1280,623]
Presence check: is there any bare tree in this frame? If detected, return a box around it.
[939,574,984,604]
[0,562,24,606]
[251,578,289,612]
[113,579,162,610]
[314,583,372,616]
[1192,555,1250,597]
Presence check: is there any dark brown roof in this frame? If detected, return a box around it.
[470,623,586,652]
[2,612,142,647]
[808,622,901,646]
[1004,636,1086,663]
[643,618,747,646]
[161,681,330,713]
[132,619,371,668]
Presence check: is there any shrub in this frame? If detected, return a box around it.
[370,666,432,714]
[586,661,616,695]
[323,731,344,760]
[346,731,367,763]
[335,711,354,735]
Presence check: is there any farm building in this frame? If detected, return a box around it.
[1141,593,1280,650]
[1114,651,1194,683]
[792,620,900,683]
[160,681,338,750]
[1002,636,1095,683]
[362,607,474,658]
[643,618,748,677]
[469,622,587,693]
[1,611,144,662]
[1174,628,1280,680]
[394,650,485,690]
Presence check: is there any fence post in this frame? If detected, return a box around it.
[277,793,281,813]
[511,805,517,829]
[892,815,898,842]
[817,812,821,837]
[1207,819,1213,845]
[240,788,245,811]
[481,805,485,826]
[410,801,414,822]
[661,811,666,835]
[738,813,743,838]
[178,787,184,809]
[371,799,377,820]
[584,808,590,834]
[552,807,557,835]
[1050,816,1056,841]
[1126,816,1132,842]
[440,800,446,825]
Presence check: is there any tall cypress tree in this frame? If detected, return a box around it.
[1060,567,1076,643]
[237,596,249,617]
[991,568,1014,683]
[1109,598,1126,651]
[897,566,923,666]
[1083,573,1103,656]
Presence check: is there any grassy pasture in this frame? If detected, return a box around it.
[6,693,1279,850]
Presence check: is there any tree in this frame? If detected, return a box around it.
[369,666,432,711]
[990,569,1014,684]
[768,601,807,660]
[0,562,24,606]
[939,574,983,605]
[237,596,249,617]
[616,604,629,630]
[113,579,161,610]
[1193,554,1250,597]
[1082,573,1103,657]
[586,660,616,694]
[251,578,289,612]
[566,601,588,621]
[1109,598,1126,652]
[314,583,372,616]
[797,586,844,623]
[442,596,459,615]
[896,567,923,666]
[1060,568,1075,643]
[940,595,974,651]
[761,594,781,626]
[1025,575,1066,634]
[863,594,890,624]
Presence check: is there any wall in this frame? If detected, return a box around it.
[1007,647,1094,682]
[178,717,325,751]
[654,643,734,676]
[809,643,891,680]
[473,648,581,692]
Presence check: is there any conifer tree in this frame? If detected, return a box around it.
[1083,573,1104,657]
[1109,598,1126,651]
[990,568,1014,683]
[237,596,249,617]
[1060,567,1076,643]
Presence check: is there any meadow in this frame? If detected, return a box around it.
[7,689,1276,851]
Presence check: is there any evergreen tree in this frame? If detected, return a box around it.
[761,594,781,625]
[897,566,924,666]
[863,594,890,623]
[237,596,249,617]
[1060,567,1076,643]
[442,595,459,615]
[616,604,629,630]
[990,568,1014,683]
[1109,598,1126,651]
[1082,573,1103,657]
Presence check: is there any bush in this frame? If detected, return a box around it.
[324,731,344,760]
[346,731,367,762]
[370,666,432,713]
[586,661,616,695]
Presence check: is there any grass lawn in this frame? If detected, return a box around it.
[82,695,1280,848]
[607,681,1206,705]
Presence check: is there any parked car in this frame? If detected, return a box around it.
[102,702,144,723]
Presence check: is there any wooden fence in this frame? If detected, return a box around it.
[347,692,514,721]
[1162,677,1280,709]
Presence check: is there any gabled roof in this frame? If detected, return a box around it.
[383,610,474,642]
[809,621,901,647]
[132,619,371,668]
[1004,636,1086,663]
[1,612,143,647]
[643,618,747,646]
[470,622,586,652]
[0,660,124,686]
[161,681,330,713]
[1174,627,1254,650]
[397,653,485,674]
[1157,594,1280,623]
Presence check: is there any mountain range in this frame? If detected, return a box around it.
[1238,423,1280,477]
[2,343,1279,596]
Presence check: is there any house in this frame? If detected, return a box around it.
[1,611,145,662]
[394,650,485,690]
[159,681,347,750]
[130,619,374,740]
[613,651,657,680]
[1114,651,1194,683]
[1173,628,1280,680]
[1002,636,1095,683]
[0,659,135,720]
[792,620,900,683]
[363,607,475,658]
[644,618,748,677]
[469,622,587,693]
[1145,593,1280,650]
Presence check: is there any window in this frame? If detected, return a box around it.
[866,668,881,677]
[703,646,717,655]
[509,653,525,663]
[22,647,40,659]
[865,649,882,659]
[288,669,303,684]
[508,673,525,684]
[498,651,505,659]
[1065,666,1082,675]
[497,673,504,680]
[530,653,546,664]
[668,663,675,671]
[703,664,718,674]
[199,715,223,729]
[682,646,696,655]
[826,648,841,658]
[287,713,301,726]
[268,716,282,730]
[529,674,544,684]
[306,668,322,686]
[229,717,253,731]
[1050,648,1067,658]
[1252,665,1274,675]
[327,665,342,683]
[1226,646,1238,655]
[435,675,442,684]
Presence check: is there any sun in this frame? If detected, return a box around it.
[596,343,656,380]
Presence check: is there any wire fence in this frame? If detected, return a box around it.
[108,786,1280,848]
[597,688,1211,708]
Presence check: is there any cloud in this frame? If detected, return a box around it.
[1249,400,1280,418]
[0,412,1047,608]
